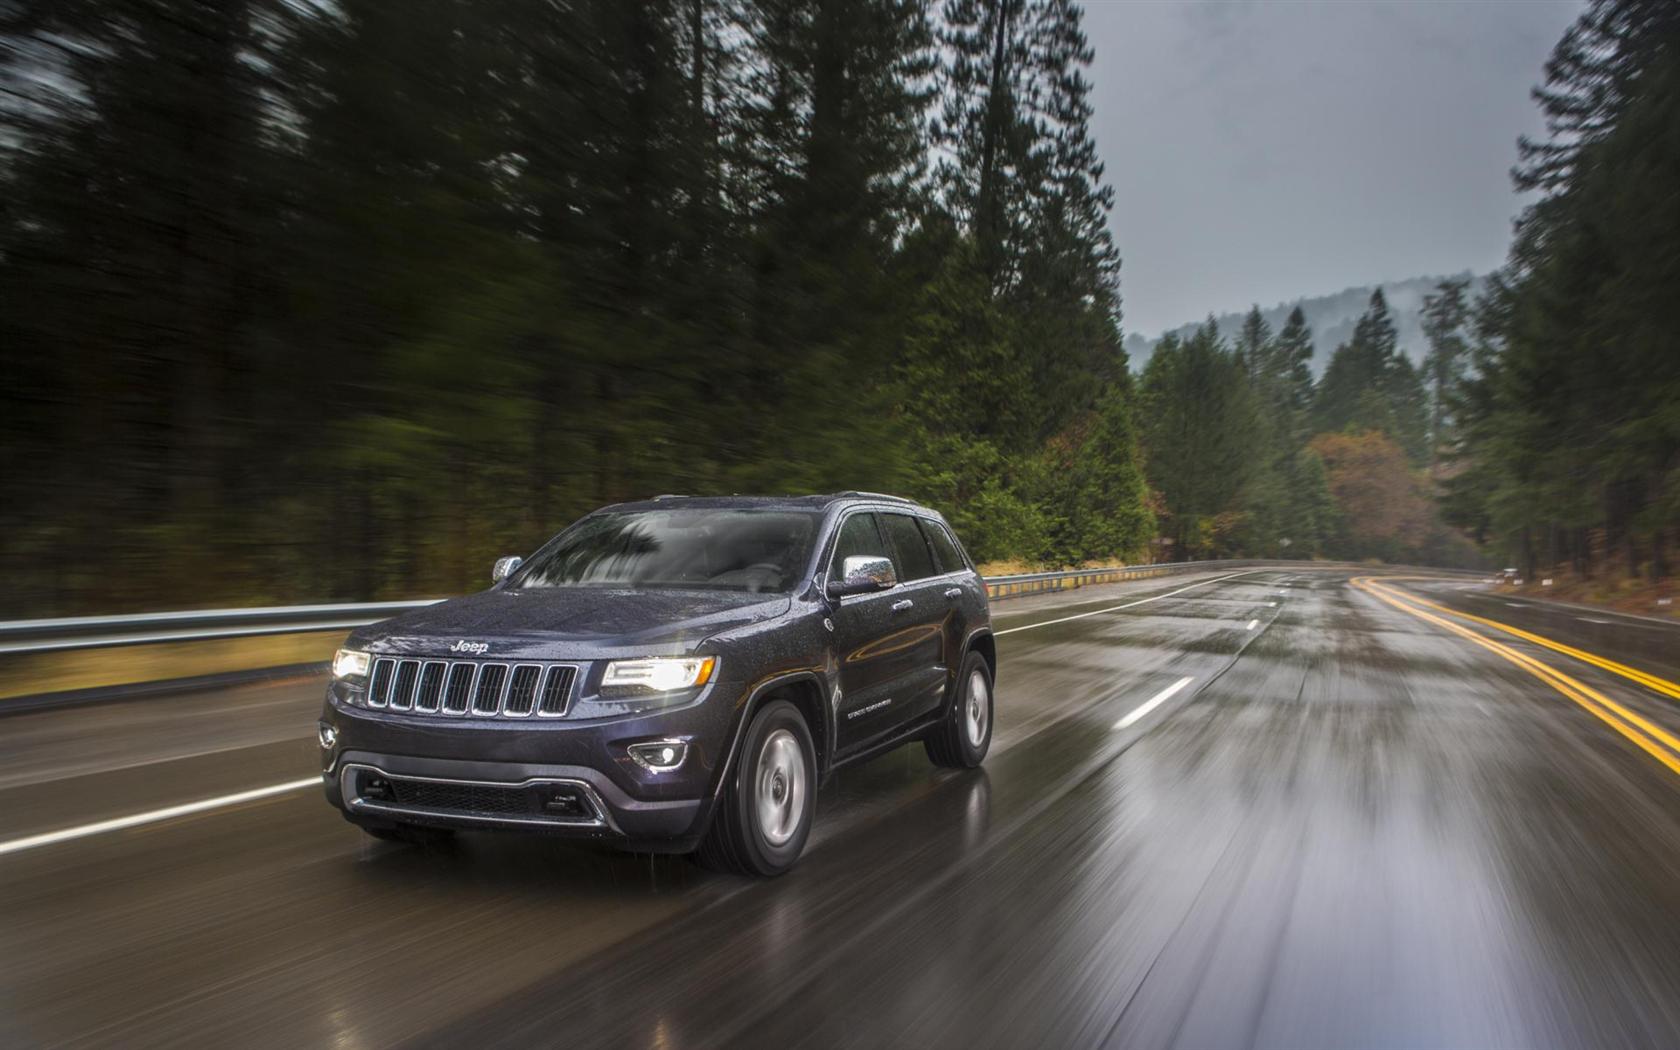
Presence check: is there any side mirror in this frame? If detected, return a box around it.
[827,555,896,598]
[492,555,523,583]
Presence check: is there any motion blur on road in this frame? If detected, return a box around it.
[6,569,1680,1048]
[5,0,1680,1047]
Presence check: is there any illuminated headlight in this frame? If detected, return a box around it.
[332,648,371,679]
[601,656,716,694]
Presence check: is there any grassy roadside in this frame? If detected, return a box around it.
[1503,571,1678,621]
[0,629,350,702]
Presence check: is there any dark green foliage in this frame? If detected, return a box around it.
[0,0,1151,614]
[1420,278,1471,463]
[1132,291,1467,563]
[1450,0,1680,580]
[1313,290,1429,463]
[900,0,1145,567]
[1139,325,1259,558]
[1272,307,1318,423]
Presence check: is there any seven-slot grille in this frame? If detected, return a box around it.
[366,658,576,717]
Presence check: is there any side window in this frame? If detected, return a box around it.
[921,520,970,574]
[882,513,938,582]
[829,513,888,577]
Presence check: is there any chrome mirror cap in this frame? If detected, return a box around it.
[492,555,523,583]
[829,555,896,598]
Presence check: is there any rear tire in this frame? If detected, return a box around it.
[926,650,992,768]
[695,699,816,877]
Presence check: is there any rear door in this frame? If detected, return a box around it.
[873,511,954,727]
[919,514,987,665]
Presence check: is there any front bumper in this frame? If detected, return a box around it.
[319,680,745,852]
[324,750,707,850]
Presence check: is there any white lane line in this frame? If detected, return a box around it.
[0,777,319,858]
[1577,616,1612,624]
[1245,619,1259,630]
[995,571,1256,636]
[1115,676,1195,730]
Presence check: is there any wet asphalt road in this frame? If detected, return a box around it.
[4,569,1680,1049]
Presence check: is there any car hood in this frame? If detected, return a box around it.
[351,587,792,660]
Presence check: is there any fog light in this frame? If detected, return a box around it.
[628,740,689,773]
[317,721,337,750]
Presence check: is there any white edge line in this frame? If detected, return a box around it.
[995,572,1254,636]
[1245,619,1259,630]
[1115,676,1195,730]
[0,777,319,858]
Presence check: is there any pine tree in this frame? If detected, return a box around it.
[1313,289,1428,463]
[1419,277,1470,465]
[939,0,1035,292]
[1273,306,1317,421]
[1234,305,1271,380]
[1456,0,1680,580]
[1140,323,1261,559]
[933,0,1124,449]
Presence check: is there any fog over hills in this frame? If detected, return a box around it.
[1124,272,1484,374]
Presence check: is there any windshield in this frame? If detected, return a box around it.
[512,509,820,593]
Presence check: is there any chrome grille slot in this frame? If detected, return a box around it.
[472,663,509,715]
[538,666,576,717]
[415,661,447,712]
[504,664,541,716]
[443,663,475,713]
[367,658,395,708]
[390,659,420,710]
[358,658,578,719]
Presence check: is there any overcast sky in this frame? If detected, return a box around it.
[1084,0,1584,336]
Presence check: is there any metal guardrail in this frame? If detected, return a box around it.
[0,560,1264,657]
[0,601,444,656]
[980,559,1258,600]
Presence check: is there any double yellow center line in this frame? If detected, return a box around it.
[1352,576,1680,777]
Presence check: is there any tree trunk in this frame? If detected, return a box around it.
[975,0,1014,284]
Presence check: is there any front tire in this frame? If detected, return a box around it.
[695,699,816,877]
[926,650,993,768]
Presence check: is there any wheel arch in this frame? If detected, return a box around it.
[966,629,996,679]
[715,671,834,796]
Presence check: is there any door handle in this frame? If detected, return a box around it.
[891,599,914,612]
[944,587,962,599]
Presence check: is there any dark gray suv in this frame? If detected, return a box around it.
[318,493,995,876]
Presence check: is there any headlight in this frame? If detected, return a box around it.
[601,656,716,694]
[332,648,371,679]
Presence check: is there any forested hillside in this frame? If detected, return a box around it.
[1,0,1673,616]
[1123,272,1485,375]
[1135,289,1477,567]
[1,0,1150,614]
[1444,0,1680,586]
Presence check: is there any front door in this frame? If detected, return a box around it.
[830,511,952,754]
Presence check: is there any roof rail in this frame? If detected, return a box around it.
[650,494,685,500]
[834,490,915,503]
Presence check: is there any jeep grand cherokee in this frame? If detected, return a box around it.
[319,493,995,876]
